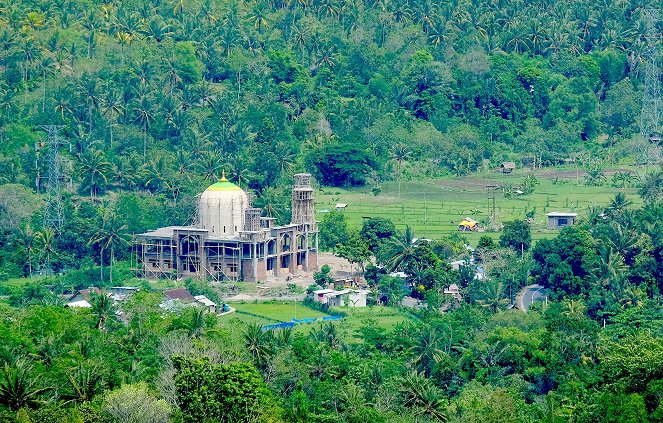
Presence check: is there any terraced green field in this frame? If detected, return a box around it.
[316,167,643,244]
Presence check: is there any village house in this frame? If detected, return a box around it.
[546,212,577,229]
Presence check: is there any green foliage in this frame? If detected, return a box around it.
[499,220,532,252]
[360,217,397,253]
[336,233,371,272]
[314,264,335,287]
[173,357,273,423]
[0,360,50,410]
[306,144,377,187]
[318,211,349,252]
[103,382,170,423]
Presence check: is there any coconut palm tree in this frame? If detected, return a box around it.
[16,226,37,278]
[78,149,113,198]
[187,308,206,338]
[77,74,101,131]
[90,292,114,331]
[62,365,104,404]
[476,280,509,313]
[399,370,448,422]
[408,327,444,376]
[88,212,131,284]
[243,322,273,366]
[132,94,154,159]
[606,192,632,219]
[0,359,51,410]
[638,169,663,204]
[389,143,412,199]
[562,299,587,317]
[382,225,417,272]
[37,56,55,112]
[101,87,124,148]
[34,227,56,273]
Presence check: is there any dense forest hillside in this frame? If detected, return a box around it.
[0,0,658,197]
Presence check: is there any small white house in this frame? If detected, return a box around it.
[443,284,463,302]
[348,290,369,307]
[194,295,217,313]
[335,203,347,211]
[312,289,335,303]
[323,290,350,307]
[66,299,92,308]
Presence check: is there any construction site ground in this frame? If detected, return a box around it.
[222,252,358,302]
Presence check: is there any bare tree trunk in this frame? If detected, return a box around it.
[110,246,114,285]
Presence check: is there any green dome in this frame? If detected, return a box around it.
[205,180,241,192]
[204,171,242,192]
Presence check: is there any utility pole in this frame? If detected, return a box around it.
[486,184,498,226]
[640,7,662,163]
[39,125,66,232]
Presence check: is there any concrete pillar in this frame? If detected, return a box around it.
[252,242,257,281]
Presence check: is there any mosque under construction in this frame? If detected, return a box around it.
[134,173,318,282]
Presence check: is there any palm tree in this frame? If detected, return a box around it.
[16,226,37,278]
[62,365,104,404]
[253,187,284,220]
[0,360,50,410]
[638,169,663,204]
[382,225,417,272]
[390,143,412,199]
[476,280,509,313]
[310,322,341,349]
[35,228,56,272]
[132,95,154,159]
[620,285,645,309]
[37,56,55,112]
[77,73,101,131]
[78,149,113,198]
[562,299,586,317]
[291,23,309,63]
[399,370,448,422]
[197,150,223,182]
[243,323,273,366]
[88,212,131,284]
[594,245,627,291]
[247,2,270,31]
[90,292,114,331]
[101,87,124,148]
[187,308,206,338]
[408,327,444,376]
[606,192,632,219]
[611,171,635,188]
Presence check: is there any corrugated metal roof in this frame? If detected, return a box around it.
[163,288,196,303]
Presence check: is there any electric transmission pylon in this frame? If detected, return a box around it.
[640,7,662,163]
[40,125,66,232]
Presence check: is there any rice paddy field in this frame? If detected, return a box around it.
[232,302,328,322]
[316,167,644,244]
[219,301,417,337]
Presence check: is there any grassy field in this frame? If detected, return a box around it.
[330,306,417,339]
[317,167,643,244]
[219,301,416,340]
[231,301,329,322]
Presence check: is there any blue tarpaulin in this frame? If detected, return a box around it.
[262,315,343,330]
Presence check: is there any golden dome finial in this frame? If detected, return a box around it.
[220,170,228,182]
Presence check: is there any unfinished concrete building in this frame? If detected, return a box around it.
[134,173,318,282]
